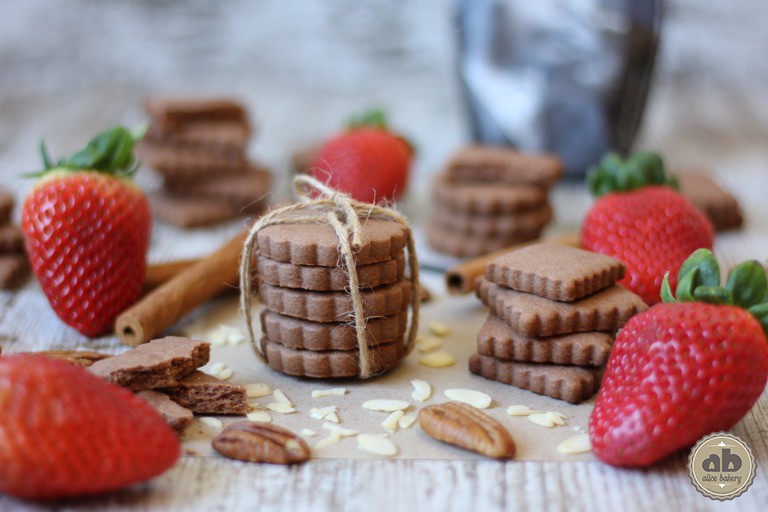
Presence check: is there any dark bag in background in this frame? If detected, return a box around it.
[456,0,662,177]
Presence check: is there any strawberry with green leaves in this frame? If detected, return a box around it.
[581,152,714,305]
[0,354,179,500]
[308,109,413,204]
[589,249,768,467]
[22,127,151,337]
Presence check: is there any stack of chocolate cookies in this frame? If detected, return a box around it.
[427,145,563,258]
[256,209,413,378]
[138,97,272,228]
[0,189,29,289]
[470,243,648,404]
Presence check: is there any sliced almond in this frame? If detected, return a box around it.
[411,379,432,402]
[300,429,317,437]
[322,423,358,437]
[382,410,405,433]
[546,411,566,426]
[246,410,272,423]
[272,389,292,405]
[199,417,223,429]
[245,383,273,398]
[208,361,226,375]
[314,433,341,449]
[310,406,338,420]
[416,337,443,353]
[266,403,296,414]
[218,367,234,380]
[428,322,451,337]
[528,412,555,428]
[209,328,229,346]
[506,405,545,416]
[418,402,515,460]
[325,411,340,424]
[557,433,592,454]
[419,350,456,368]
[444,389,492,409]
[311,387,348,398]
[398,414,417,429]
[362,399,409,412]
[357,434,398,457]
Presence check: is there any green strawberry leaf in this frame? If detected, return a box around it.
[678,248,720,287]
[725,260,768,308]
[747,303,768,337]
[675,266,699,302]
[40,140,54,170]
[348,109,388,131]
[693,285,733,305]
[588,151,676,197]
[660,272,677,303]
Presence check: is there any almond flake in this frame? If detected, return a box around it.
[397,414,416,429]
[209,328,229,346]
[199,417,223,429]
[218,367,234,380]
[528,412,555,428]
[506,405,544,416]
[300,429,317,437]
[322,423,358,437]
[382,410,405,433]
[208,361,226,375]
[246,410,272,423]
[272,389,292,405]
[444,389,492,409]
[311,387,348,398]
[314,433,341,449]
[557,434,592,454]
[428,322,451,337]
[325,411,340,424]
[309,406,338,420]
[362,399,409,412]
[357,434,398,457]
[245,383,273,398]
[266,403,296,414]
[546,411,566,426]
[410,379,432,402]
[419,350,456,368]
[416,337,443,353]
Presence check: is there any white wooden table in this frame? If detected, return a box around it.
[1,76,767,511]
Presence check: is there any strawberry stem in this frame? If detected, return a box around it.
[587,151,678,197]
[347,108,388,131]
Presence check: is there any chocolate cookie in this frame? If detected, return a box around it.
[145,97,248,129]
[137,141,249,179]
[0,254,28,290]
[258,279,411,323]
[144,119,251,153]
[149,193,256,228]
[137,390,194,434]
[475,278,647,337]
[262,337,405,378]
[485,243,625,302]
[427,223,541,258]
[0,224,24,254]
[0,189,13,225]
[477,314,613,366]
[433,173,547,214]
[469,353,603,404]
[431,203,553,238]
[162,165,271,208]
[257,253,405,291]
[677,171,744,231]
[257,208,409,266]
[445,145,563,188]
[260,309,408,350]
[160,371,249,415]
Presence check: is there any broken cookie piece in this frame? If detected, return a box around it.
[160,371,249,414]
[137,390,194,434]
[88,336,210,391]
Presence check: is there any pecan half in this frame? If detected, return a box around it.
[212,421,310,464]
[418,401,516,459]
[33,350,112,367]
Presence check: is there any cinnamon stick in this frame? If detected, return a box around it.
[144,259,200,290]
[116,231,247,346]
[445,232,581,295]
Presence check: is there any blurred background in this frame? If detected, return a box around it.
[0,0,766,215]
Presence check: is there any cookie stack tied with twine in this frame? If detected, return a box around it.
[0,188,29,290]
[428,145,563,258]
[239,176,420,379]
[470,243,648,403]
[138,97,272,228]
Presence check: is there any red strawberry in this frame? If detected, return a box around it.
[589,249,768,467]
[0,354,179,500]
[21,127,151,337]
[308,110,413,204]
[581,152,713,305]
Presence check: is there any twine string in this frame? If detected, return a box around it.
[239,175,419,378]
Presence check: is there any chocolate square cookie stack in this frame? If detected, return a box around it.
[427,145,563,258]
[470,243,648,403]
[138,97,272,228]
[256,208,413,378]
[0,188,29,290]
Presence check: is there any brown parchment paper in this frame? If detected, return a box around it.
[177,271,596,461]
